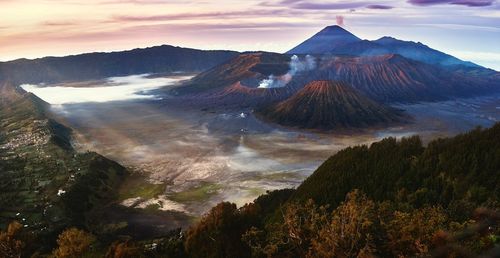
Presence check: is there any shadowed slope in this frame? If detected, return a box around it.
[0,82,127,246]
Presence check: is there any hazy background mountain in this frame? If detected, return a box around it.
[0,45,238,85]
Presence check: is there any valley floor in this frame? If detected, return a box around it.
[22,74,500,234]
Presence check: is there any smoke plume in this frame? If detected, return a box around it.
[336,15,344,26]
[258,55,316,89]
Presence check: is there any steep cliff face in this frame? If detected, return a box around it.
[256,80,405,130]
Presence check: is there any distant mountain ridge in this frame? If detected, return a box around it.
[287,25,492,72]
[0,45,239,84]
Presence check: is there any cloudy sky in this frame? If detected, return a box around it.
[1,0,499,69]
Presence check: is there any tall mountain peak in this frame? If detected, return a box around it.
[287,25,361,54]
[318,25,351,34]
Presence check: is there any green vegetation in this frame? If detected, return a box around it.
[293,124,500,215]
[167,182,222,203]
[118,175,165,200]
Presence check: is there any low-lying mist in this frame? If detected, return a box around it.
[20,74,191,105]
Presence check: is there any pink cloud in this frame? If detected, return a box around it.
[408,0,495,7]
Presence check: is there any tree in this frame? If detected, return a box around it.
[106,240,142,258]
[53,227,96,258]
[383,206,448,257]
[185,202,253,258]
[308,190,377,258]
[0,221,24,258]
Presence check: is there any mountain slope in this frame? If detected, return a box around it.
[0,82,127,246]
[329,39,390,56]
[292,123,500,211]
[193,82,294,108]
[256,80,404,129]
[173,52,290,94]
[373,36,480,69]
[287,25,361,54]
[0,45,239,84]
[310,54,497,102]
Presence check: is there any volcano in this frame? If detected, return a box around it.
[288,25,491,73]
[307,54,495,102]
[172,25,499,110]
[180,52,498,106]
[287,25,361,54]
[174,52,290,94]
[256,80,405,130]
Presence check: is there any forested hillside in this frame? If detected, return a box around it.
[294,124,499,213]
[182,124,500,258]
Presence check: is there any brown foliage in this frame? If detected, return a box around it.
[308,190,377,258]
[242,191,380,258]
[242,190,494,258]
[383,206,449,257]
[52,227,96,258]
[106,240,142,258]
[185,202,253,258]
[0,221,24,258]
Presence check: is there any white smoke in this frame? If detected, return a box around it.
[258,55,316,89]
